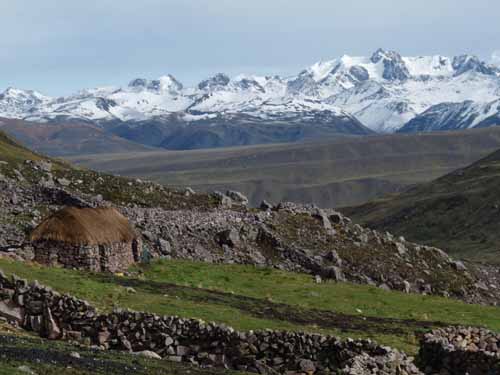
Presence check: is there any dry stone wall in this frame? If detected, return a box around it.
[0,271,421,375]
[419,327,500,374]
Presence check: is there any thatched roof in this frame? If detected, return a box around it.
[31,207,138,246]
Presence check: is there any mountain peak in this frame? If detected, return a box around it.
[370,49,409,81]
[452,54,496,76]
[198,73,230,90]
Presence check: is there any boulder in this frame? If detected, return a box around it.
[215,229,241,248]
[42,305,61,340]
[226,190,249,206]
[0,299,24,324]
[260,200,273,211]
[133,350,162,359]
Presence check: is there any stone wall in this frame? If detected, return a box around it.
[419,327,500,374]
[0,271,421,375]
[33,240,138,273]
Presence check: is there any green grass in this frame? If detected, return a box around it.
[138,260,500,330]
[0,131,41,164]
[0,258,499,355]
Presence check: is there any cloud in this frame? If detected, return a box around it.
[491,51,500,65]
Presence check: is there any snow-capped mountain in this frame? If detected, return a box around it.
[399,99,500,133]
[1,48,499,150]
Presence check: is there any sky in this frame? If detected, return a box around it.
[1,0,500,96]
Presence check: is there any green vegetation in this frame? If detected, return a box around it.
[0,131,42,164]
[0,258,499,355]
[0,130,218,212]
[346,148,500,264]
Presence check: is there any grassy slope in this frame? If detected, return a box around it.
[0,258,499,355]
[344,148,500,263]
[68,127,500,208]
[0,130,218,211]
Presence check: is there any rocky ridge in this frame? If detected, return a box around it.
[1,151,500,306]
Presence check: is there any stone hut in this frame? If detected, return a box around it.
[31,207,141,272]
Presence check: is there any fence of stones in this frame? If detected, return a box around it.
[3,271,500,374]
[419,327,500,375]
[0,271,421,374]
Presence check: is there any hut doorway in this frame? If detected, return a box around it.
[99,245,107,272]
[132,239,139,262]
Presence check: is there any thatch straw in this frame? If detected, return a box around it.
[31,207,137,246]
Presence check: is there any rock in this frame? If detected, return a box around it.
[379,283,391,291]
[97,330,111,345]
[299,359,315,373]
[325,266,345,282]
[42,305,61,340]
[10,192,18,205]
[17,366,36,374]
[329,212,344,224]
[176,345,190,356]
[395,242,407,256]
[260,200,273,211]
[166,355,183,362]
[184,187,195,196]
[70,352,81,359]
[312,208,333,233]
[29,315,43,332]
[35,160,52,172]
[325,250,342,267]
[226,190,248,206]
[142,230,156,242]
[451,260,467,271]
[158,239,171,254]
[0,300,24,324]
[215,229,241,248]
[403,280,411,293]
[56,177,71,186]
[133,350,162,359]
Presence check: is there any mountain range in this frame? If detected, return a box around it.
[1,49,500,150]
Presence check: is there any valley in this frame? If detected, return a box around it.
[68,126,500,208]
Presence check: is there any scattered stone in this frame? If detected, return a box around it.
[133,350,162,359]
[260,200,273,211]
[56,178,71,186]
[215,229,240,248]
[226,190,248,206]
[17,365,36,374]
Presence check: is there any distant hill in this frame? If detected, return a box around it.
[0,117,153,156]
[344,147,500,263]
[69,127,500,208]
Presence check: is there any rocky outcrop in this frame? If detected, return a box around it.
[0,272,421,375]
[419,327,500,374]
[2,158,500,306]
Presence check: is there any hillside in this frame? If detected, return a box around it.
[344,148,500,264]
[69,126,500,208]
[0,117,153,156]
[2,130,500,373]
